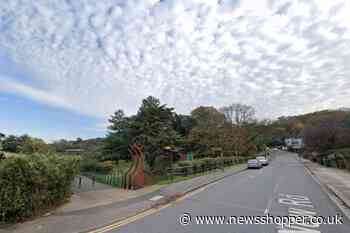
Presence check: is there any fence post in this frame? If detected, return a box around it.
[92,175,96,187]
[170,168,174,182]
[79,176,82,188]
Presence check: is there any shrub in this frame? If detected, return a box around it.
[99,161,114,173]
[0,154,80,223]
[153,156,172,175]
[80,158,115,174]
[80,158,97,171]
[177,161,193,167]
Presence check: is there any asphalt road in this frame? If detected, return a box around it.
[107,151,350,233]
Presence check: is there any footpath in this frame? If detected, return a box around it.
[0,164,246,233]
[304,159,350,218]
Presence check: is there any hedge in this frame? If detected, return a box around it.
[0,154,80,223]
[175,156,250,169]
[80,158,115,174]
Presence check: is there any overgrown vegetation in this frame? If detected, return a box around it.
[3,97,349,224]
[0,154,80,223]
[103,97,265,174]
[0,134,52,154]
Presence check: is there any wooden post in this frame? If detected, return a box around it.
[78,176,82,188]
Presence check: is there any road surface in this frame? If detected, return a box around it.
[100,151,350,233]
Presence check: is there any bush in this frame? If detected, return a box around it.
[153,156,172,175]
[80,159,115,174]
[80,158,100,172]
[0,154,80,223]
[99,161,114,173]
[177,161,193,167]
[174,156,238,170]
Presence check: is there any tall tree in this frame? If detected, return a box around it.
[105,96,181,169]
[173,114,195,137]
[220,104,257,157]
[104,110,133,161]
[220,103,256,126]
[188,106,226,154]
[131,96,180,168]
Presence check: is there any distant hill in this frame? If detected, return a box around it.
[277,109,350,125]
[338,107,350,112]
[52,137,105,156]
[261,109,350,140]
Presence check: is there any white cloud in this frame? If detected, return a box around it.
[1,0,350,120]
[0,75,74,111]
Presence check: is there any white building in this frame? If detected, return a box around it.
[285,138,304,150]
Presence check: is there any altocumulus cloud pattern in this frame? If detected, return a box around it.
[0,0,350,119]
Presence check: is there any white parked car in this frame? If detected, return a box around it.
[247,159,262,169]
[256,156,269,166]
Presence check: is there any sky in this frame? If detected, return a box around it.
[1,0,350,141]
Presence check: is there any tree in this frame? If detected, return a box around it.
[0,132,5,141]
[303,112,350,152]
[2,135,51,154]
[220,103,256,127]
[0,132,5,150]
[19,135,51,154]
[104,110,133,161]
[191,106,225,128]
[131,96,181,169]
[2,135,21,153]
[75,137,83,144]
[52,139,72,153]
[219,104,257,157]
[105,96,181,169]
[173,114,195,137]
[188,106,226,154]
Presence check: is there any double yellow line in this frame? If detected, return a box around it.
[87,178,220,233]
[87,203,173,233]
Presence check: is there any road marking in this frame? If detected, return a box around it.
[88,174,222,233]
[88,169,251,233]
[265,177,283,214]
[264,198,273,214]
[88,203,172,233]
[273,183,280,193]
[273,178,283,193]
[278,194,313,208]
[277,193,321,233]
[149,195,164,201]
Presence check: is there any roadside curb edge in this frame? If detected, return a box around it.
[303,162,350,221]
[83,166,247,233]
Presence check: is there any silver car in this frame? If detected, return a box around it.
[256,156,269,166]
[247,159,262,169]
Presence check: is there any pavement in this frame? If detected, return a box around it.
[101,151,350,233]
[303,159,350,214]
[0,163,246,233]
[56,184,164,214]
[3,152,350,233]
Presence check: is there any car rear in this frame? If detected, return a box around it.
[256,156,269,166]
[247,159,261,169]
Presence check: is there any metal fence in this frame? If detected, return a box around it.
[72,172,124,193]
